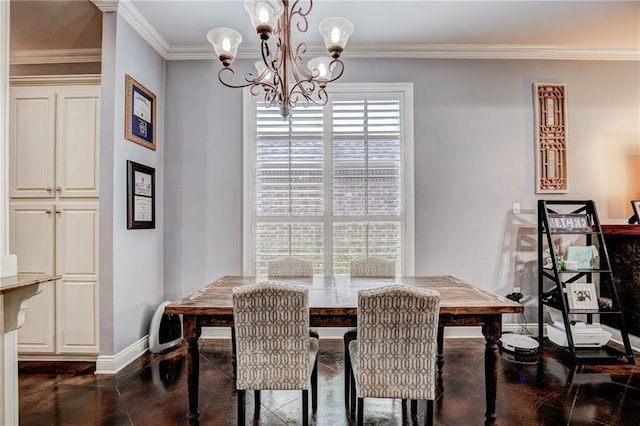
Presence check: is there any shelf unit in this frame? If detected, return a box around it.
[537,200,635,365]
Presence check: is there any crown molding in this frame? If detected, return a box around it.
[10,74,101,86]
[116,0,170,59]
[168,43,640,62]
[90,0,119,13]
[10,48,102,65]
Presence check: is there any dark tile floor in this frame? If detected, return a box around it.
[18,338,640,425]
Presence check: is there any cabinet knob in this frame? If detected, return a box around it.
[46,187,52,192]
[56,187,62,192]
[45,209,52,215]
[55,209,61,215]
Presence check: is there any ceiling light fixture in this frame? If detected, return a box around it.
[207,0,353,118]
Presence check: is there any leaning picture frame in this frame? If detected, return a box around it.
[125,74,156,150]
[127,160,155,229]
[565,283,598,311]
[632,200,640,221]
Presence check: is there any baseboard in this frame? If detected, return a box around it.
[94,335,148,375]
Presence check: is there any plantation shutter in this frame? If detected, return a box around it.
[251,90,406,276]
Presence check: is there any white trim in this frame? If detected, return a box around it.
[116,0,170,59]
[168,43,640,62]
[91,0,119,13]
[94,336,148,375]
[10,48,102,65]
[10,75,101,87]
[0,0,9,255]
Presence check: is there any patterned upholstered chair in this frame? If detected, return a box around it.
[268,257,319,342]
[348,285,440,426]
[232,281,319,425]
[268,257,314,278]
[350,257,395,278]
[344,257,395,408]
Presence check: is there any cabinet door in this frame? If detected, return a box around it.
[9,88,56,198]
[56,86,100,198]
[9,202,56,353]
[55,202,99,354]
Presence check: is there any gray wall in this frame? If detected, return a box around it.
[99,14,165,354]
[164,58,640,321]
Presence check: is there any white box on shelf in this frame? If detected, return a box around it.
[547,321,611,347]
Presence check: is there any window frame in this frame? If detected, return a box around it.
[242,83,415,276]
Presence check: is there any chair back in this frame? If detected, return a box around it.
[232,281,312,390]
[355,285,440,400]
[268,257,314,277]
[350,257,395,278]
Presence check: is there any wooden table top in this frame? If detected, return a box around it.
[165,275,523,317]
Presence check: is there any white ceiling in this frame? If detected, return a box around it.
[127,0,640,60]
[8,0,640,63]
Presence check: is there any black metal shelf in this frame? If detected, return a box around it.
[537,200,635,366]
[546,339,632,363]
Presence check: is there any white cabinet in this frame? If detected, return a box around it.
[10,202,99,355]
[9,85,100,199]
[9,81,100,358]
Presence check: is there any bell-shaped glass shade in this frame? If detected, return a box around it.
[207,27,242,66]
[254,60,273,81]
[307,57,333,82]
[244,0,285,39]
[318,17,354,58]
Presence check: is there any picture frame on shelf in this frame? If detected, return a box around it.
[632,200,640,222]
[127,160,155,229]
[125,74,156,151]
[565,283,598,311]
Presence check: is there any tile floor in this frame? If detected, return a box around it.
[18,338,640,425]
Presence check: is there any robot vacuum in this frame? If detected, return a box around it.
[498,333,539,363]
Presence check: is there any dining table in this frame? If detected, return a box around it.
[165,275,524,426]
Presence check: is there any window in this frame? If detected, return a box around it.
[243,84,414,276]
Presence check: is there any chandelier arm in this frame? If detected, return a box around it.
[325,59,345,84]
[217,68,260,89]
[289,0,311,33]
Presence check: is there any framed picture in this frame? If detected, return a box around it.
[533,83,567,193]
[125,74,156,151]
[632,200,640,220]
[127,160,155,229]
[565,283,598,311]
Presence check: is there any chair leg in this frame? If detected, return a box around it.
[410,399,418,425]
[254,390,261,414]
[231,327,237,380]
[349,368,357,419]
[237,389,245,426]
[425,399,434,426]
[343,329,357,408]
[357,397,364,426]
[311,357,318,413]
[437,324,445,391]
[302,389,309,426]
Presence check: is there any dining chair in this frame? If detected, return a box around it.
[349,257,395,278]
[267,256,319,341]
[344,257,395,409]
[267,257,314,278]
[232,281,319,426]
[348,285,441,426]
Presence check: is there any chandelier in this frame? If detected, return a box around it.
[207,0,353,118]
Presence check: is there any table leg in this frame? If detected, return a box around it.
[481,315,501,426]
[436,324,445,391]
[184,315,202,426]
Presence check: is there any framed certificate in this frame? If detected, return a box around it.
[127,160,155,229]
[565,283,598,311]
[125,74,156,150]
